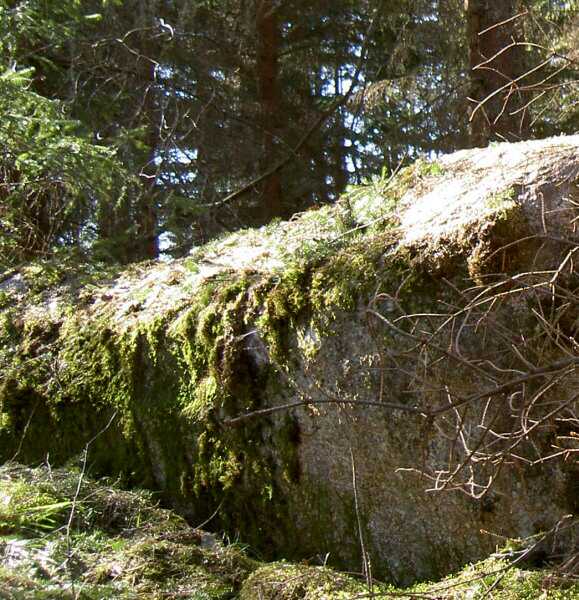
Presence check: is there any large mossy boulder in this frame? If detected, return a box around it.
[0,136,577,584]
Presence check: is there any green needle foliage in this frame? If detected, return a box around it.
[0,68,130,267]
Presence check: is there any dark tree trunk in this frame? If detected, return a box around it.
[97,5,160,263]
[131,36,160,261]
[465,0,529,147]
[332,67,348,199]
[256,0,283,222]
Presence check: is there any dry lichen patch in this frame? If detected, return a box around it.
[398,135,579,250]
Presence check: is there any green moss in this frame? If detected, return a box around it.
[183,257,200,274]
[16,257,120,305]
[309,237,386,314]
[0,159,424,488]
[0,209,463,582]
[0,291,12,310]
[0,262,271,501]
[0,464,259,599]
[255,266,310,362]
[2,465,577,600]
[486,186,517,211]
[21,262,66,293]
[1,150,555,586]
[239,562,381,600]
[253,229,404,366]
[406,556,579,599]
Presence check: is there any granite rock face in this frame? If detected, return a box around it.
[1,136,577,584]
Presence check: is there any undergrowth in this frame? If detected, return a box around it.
[0,464,577,600]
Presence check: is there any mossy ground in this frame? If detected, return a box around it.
[0,465,576,600]
[0,463,257,599]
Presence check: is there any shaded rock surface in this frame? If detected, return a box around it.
[0,136,578,584]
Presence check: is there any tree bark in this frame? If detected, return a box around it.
[332,66,348,199]
[465,0,529,147]
[132,20,160,260]
[256,0,283,222]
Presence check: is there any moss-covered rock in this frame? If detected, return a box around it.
[0,136,578,584]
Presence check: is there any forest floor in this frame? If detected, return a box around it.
[0,463,577,600]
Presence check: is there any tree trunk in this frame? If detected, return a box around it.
[256,0,282,222]
[132,53,160,261]
[98,3,160,262]
[330,65,348,199]
[465,0,529,147]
